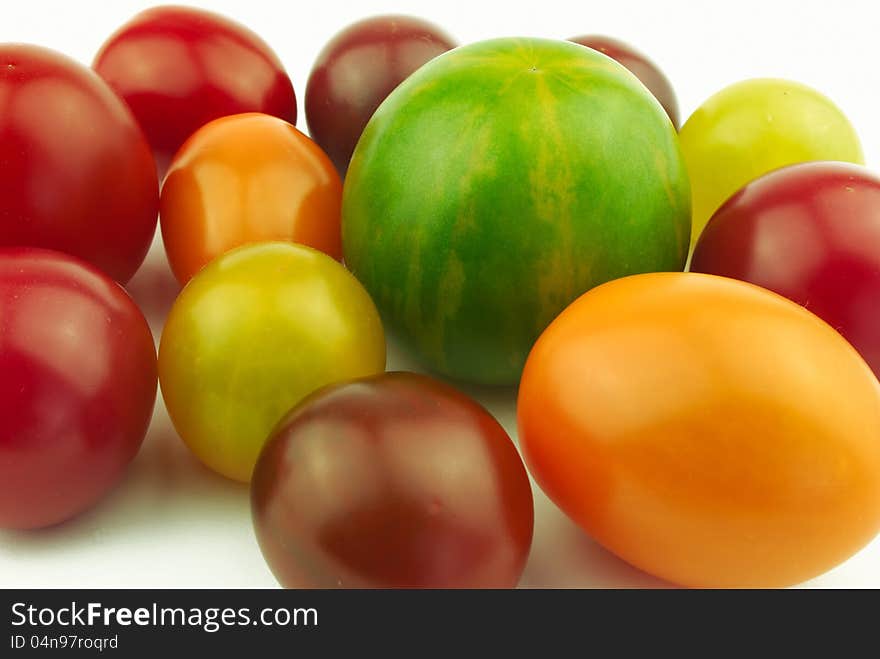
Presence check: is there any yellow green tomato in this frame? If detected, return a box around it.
[679,78,863,245]
[158,242,386,482]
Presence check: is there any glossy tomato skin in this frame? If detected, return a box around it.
[161,113,342,285]
[159,242,385,483]
[94,6,297,175]
[0,45,158,284]
[568,35,679,128]
[692,162,880,376]
[305,15,456,175]
[518,272,880,588]
[680,79,863,246]
[0,248,157,529]
[343,38,690,385]
[252,372,534,588]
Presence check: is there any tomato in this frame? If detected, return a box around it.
[568,35,679,128]
[305,15,456,175]
[0,44,158,284]
[94,6,297,175]
[679,79,863,246]
[692,162,880,377]
[0,248,157,529]
[252,372,533,588]
[343,38,690,385]
[160,113,342,285]
[518,272,880,588]
[158,242,385,483]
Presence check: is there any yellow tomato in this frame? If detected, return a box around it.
[518,272,880,587]
[679,79,863,246]
[158,242,385,482]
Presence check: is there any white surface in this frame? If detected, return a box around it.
[2,0,880,588]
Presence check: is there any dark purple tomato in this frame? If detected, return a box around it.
[0,44,158,284]
[0,248,157,529]
[93,6,297,175]
[691,161,880,375]
[305,15,456,175]
[568,35,679,128]
[251,372,534,588]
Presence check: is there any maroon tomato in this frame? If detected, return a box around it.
[0,248,157,529]
[305,15,456,175]
[0,44,158,284]
[691,161,880,376]
[94,6,297,174]
[568,35,680,128]
[251,372,534,588]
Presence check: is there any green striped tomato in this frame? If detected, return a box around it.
[342,38,690,385]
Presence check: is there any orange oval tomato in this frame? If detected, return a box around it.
[518,272,880,588]
[160,112,341,284]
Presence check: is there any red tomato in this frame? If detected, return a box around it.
[305,15,456,175]
[93,6,297,174]
[518,272,880,587]
[160,113,342,284]
[568,35,680,128]
[0,248,157,529]
[691,161,880,376]
[252,372,534,588]
[0,44,158,284]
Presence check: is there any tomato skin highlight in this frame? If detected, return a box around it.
[160,113,342,285]
[94,5,297,175]
[252,372,534,588]
[158,242,386,483]
[305,15,456,176]
[518,272,880,588]
[679,78,863,246]
[568,35,679,128]
[0,248,157,529]
[692,161,880,378]
[0,44,158,284]
[343,37,690,385]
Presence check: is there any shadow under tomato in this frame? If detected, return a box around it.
[125,233,181,340]
[0,401,253,586]
[519,486,672,589]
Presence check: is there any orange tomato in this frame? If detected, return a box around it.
[160,113,341,284]
[518,272,880,588]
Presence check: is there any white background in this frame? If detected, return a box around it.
[1,0,879,588]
